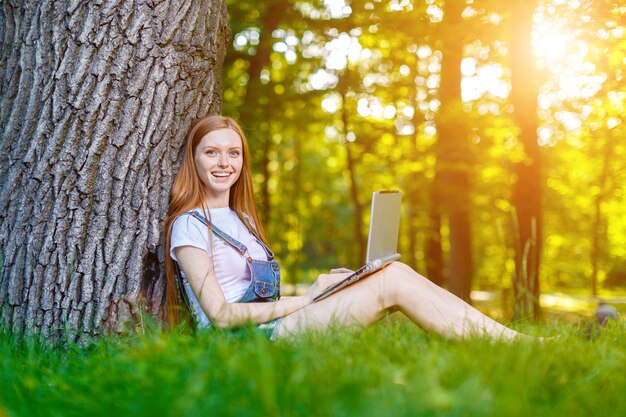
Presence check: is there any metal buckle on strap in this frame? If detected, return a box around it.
[243,250,253,262]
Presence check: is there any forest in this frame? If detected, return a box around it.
[2,2,626,416]
[1,0,624,339]
[220,0,626,318]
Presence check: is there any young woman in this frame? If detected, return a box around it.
[164,115,526,341]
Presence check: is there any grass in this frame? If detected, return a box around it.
[1,318,625,417]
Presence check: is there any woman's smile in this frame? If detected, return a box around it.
[212,171,233,179]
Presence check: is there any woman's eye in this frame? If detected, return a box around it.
[229,151,241,157]
[205,150,216,155]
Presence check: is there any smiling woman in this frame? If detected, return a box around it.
[161,115,548,342]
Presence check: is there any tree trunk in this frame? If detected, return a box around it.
[590,131,614,297]
[434,0,473,301]
[510,0,542,319]
[405,81,423,274]
[238,0,289,224]
[424,205,444,287]
[421,83,444,286]
[339,83,366,266]
[290,130,303,290]
[0,0,229,341]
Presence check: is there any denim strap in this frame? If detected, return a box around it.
[239,213,275,260]
[187,211,250,257]
[187,210,274,261]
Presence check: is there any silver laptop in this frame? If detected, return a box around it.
[313,190,402,302]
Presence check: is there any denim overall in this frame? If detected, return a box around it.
[174,210,282,337]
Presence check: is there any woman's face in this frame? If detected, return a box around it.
[194,128,244,206]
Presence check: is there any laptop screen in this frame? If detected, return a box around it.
[365,190,402,263]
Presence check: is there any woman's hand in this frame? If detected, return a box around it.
[304,272,353,304]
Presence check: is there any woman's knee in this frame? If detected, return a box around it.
[366,262,427,305]
[395,261,433,280]
[384,261,432,290]
[386,261,420,280]
[372,263,412,307]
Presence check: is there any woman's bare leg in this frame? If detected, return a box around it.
[275,262,523,340]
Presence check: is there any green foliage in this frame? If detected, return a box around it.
[219,0,626,299]
[2,320,626,417]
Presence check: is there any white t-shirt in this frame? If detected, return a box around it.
[170,207,268,327]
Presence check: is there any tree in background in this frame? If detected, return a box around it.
[432,0,473,301]
[509,0,542,319]
[226,0,291,224]
[0,0,229,340]
[224,0,626,308]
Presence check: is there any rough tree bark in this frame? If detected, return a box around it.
[510,0,542,319]
[0,0,229,341]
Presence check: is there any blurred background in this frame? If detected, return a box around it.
[220,0,625,320]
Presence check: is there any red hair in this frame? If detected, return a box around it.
[163,115,267,327]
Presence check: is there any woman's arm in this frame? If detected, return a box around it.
[176,246,316,328]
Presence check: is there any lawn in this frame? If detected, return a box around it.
[1,318,625,417]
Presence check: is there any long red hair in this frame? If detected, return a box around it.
[163,115,267,327]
